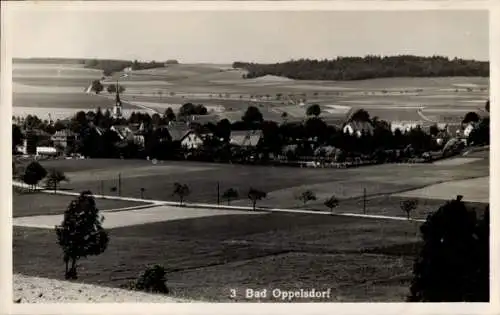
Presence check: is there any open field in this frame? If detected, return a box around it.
[393,176,489,203]
[13,213,421,302]
[37,153,489,208]
[14,205,263,229]
[13,61,489,123]
[13,190,149,217]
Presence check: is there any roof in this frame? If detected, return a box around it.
[51,129,76,138]
[230,130,263,147]
[167,125,191,141]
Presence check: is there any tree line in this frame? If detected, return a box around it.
[233,55,489,81]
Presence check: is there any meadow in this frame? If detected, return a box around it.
[14,212,420,302]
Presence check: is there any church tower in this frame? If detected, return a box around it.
[113,81,123,119]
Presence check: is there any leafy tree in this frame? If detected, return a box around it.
[130,264,169,294]
[215,119,231,142]
[296,190,317,206]
[173,182,190,205]
[107,84,116,94]
[400,199,418,220]
[306,104,321,117]
[91,80,104,94]
[45,169,69,193]
[247,188,267,211]
[55,190,109,279]
[408,196,489,302]
[222,188,239,205]
[462,112,480,124]
[429,124,439,137]
[22,161,47,191]
[164,107,176,122]
[349,109,371,122]
[242,106,264,124]
[12,124,24,153]
[324,196,339,213]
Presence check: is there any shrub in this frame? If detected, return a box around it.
[130,264,169,294]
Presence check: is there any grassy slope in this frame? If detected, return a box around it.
[38,157,489,206]
[13,191,149,217]
[13,213,419,302]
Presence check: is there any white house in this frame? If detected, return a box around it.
[343,121,374,137]
[180,130,211,150]
[36,146,58,156]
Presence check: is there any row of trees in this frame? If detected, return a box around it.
[15,161,69,193]
[233,55,489,81]
[84,58,174,76]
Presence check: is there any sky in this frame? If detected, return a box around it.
[11,10,489,63]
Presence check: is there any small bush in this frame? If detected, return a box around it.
[130,264,169,294]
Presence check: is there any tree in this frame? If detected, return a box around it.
[91,80,104,94]
[164,107,176,122]
[55,191,109,279]
[222,188,239,205]
[349,109,371,122]
[45,169,69,193]
[242,106,264,124]
[107,84,116,94]
[429,124,439,137]
[22,161,47,191]
[172,182,190,206]
[296,190,317,206]
[130,264,169,294]
[306,104,321,117]
[12,124,24,153]
[462,112,480,124]
[408,196,489,302]
[324,196,339,213]
[247,188,267,211]
[400,199,418,220]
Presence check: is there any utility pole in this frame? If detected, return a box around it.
[118,173,122,196]
[363,188,367,214]
[217,181,220,205]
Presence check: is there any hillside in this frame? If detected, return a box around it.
[234,55,489,81]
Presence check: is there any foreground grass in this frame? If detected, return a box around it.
[13,191,149,217]
[14,213,419,302]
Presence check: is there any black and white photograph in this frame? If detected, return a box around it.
[1,1,497,312]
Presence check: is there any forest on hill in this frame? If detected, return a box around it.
[233,55,489,81]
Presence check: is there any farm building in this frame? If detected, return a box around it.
[51,129,77,150]
[180,129,214,150]
[342,121,374,137]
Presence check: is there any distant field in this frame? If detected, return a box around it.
[13,213,419,302]
[12,61,489,123]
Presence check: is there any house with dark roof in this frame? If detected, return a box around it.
[51,129,77,150]
[110,123,147,148]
